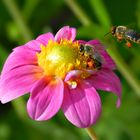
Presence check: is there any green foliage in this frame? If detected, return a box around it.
[0,0,140,139]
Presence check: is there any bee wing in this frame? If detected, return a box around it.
[92,52,103,63]
[125,29,134,35]
[126,23,136,29]
[86,40,108,52]
[125,29,140,41]
[78,40,115,69]
[86,40,116,69]
[85,40,105,64]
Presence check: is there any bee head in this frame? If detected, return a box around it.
[79,44,85,52]
[79,44,93,54]
[111,26,117,36]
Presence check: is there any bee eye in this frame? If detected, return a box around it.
[111,26,116,35]
[79,44,85,52]
[112,29,115,35]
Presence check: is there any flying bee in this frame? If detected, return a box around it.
[79,44,102,69]
[111,26,140,48]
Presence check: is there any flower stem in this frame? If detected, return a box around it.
[65,0,92,26]
[2,0,32,42]
[85,127,98,140]
[89,0,111,28]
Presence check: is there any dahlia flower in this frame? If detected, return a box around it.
[0,26,121,128]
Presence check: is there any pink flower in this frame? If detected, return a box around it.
[0,26,121,128]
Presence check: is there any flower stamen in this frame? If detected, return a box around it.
[36,39,102,80]
[67,80,78,89]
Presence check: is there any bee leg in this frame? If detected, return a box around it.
[117,35,123,42]
[117,38,122,42]
[126,40,132,48]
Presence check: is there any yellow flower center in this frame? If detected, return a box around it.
[37,39,100,79]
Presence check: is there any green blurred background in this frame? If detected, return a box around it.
[0,0,140,140]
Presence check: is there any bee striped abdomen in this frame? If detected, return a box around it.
[125,29,140,43]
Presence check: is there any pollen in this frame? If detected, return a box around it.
[37,39,80,79]
[67,80,78,89]
[36,39,100,79]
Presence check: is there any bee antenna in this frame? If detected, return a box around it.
[104,31,111,37]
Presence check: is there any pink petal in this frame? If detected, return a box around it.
[77,40,86,44]
[65,70,82,82]
[87,40,106,51]
[1,46,37,75]
[62,80,101,128]
[65,70,97,82]
[25,33,54,52]
[55,26,76,42]
[27,77,64,120]
[24,40,42,51]
[101,50,116,70]
[0,65,42,103]
[2,32,54,75]
[88,68,122,107]
[36,33,54,46]
[87,40,116,70]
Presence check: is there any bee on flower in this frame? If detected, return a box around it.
[0,26,121,128]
